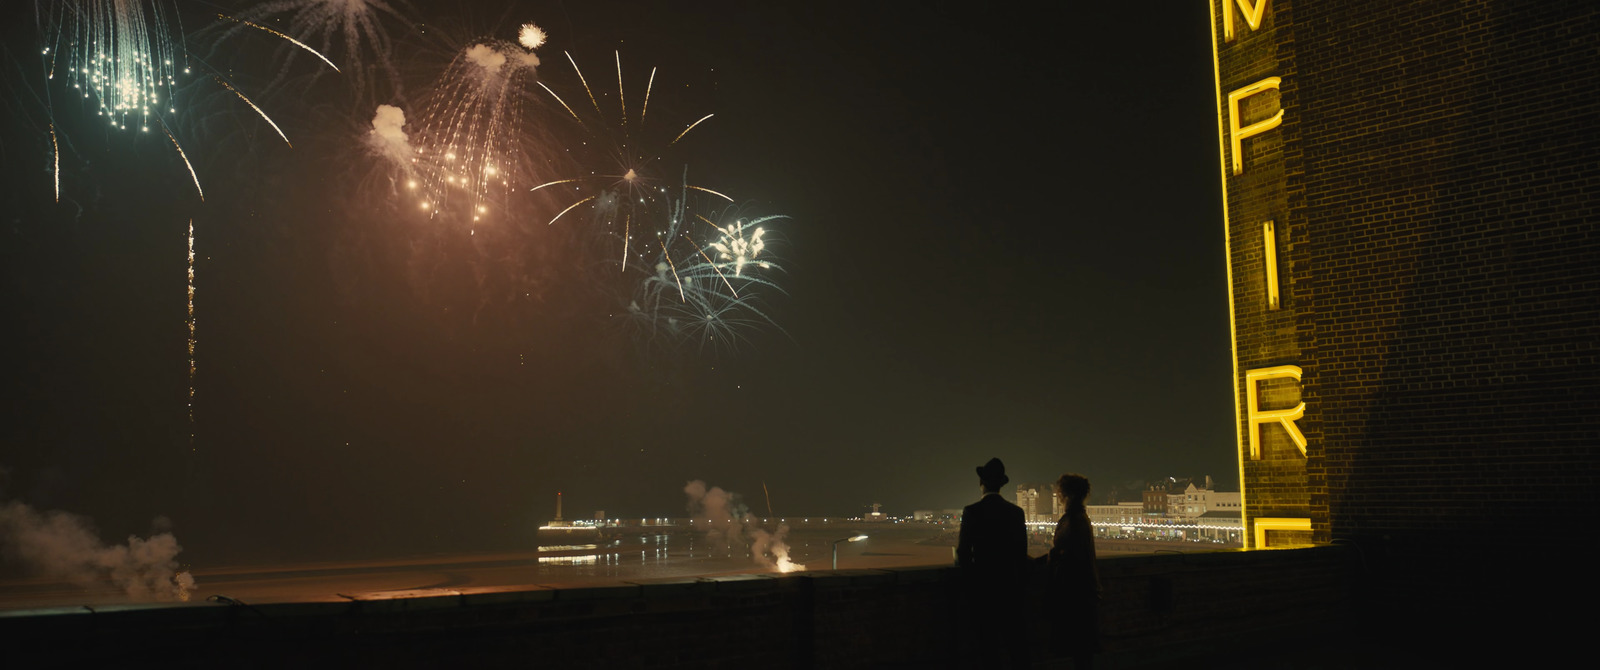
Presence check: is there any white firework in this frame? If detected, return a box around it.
[42,0,183,133]
[710,219,769,276]
[225,0,412,96]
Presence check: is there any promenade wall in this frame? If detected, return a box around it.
[3,547,1358,668]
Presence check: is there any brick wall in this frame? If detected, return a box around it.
[1290,0,1600,545]
[1212,0,1314,547]
[1214,0,1599,547]
[0,550,1355,668]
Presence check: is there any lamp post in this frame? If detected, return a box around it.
[831,534,868,570]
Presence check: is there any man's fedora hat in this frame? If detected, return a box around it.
[976,457,1009,488]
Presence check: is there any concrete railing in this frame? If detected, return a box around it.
[1,546,1355,668]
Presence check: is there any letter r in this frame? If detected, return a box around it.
[1245,365,1306,459]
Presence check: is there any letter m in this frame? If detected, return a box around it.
[1224,0,1269,42]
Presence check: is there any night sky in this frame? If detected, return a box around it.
[1,1,1231,563]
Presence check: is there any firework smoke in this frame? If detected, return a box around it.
[683,480,801,573]
[365,103,413,165]
[0,501,195,601]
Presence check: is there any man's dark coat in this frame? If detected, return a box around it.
[956,492,1028,582]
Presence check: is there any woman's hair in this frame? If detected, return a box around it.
[1056,473,1090,505]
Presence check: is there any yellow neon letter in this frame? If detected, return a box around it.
[1253,517,1309,549]
[1223,0,1270,42]
[1245,365,1305,459]
[1228,77,1283,175]
[1264,221,1279,309]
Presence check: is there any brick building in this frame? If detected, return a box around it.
[1141,485,1169,515]
[1211,0,1597,555]
[1012,482,1045,522]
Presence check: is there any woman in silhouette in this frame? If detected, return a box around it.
[1048,473,1102,668]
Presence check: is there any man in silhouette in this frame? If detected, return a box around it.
[957,457,1030,666]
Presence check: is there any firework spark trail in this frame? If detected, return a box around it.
[216,14,340,72]
[566,51,603,117]
[548,195,596,226]
[187,219,196,431]
[615,51,627,135]
[213,77,291,147]
[50,123,59,202]
[161,123,203,200]
[529,178,587,193]
[641,67,655,125]
[537,81,583,125]
[224,0,408,96]
[658,233,687,301]
[688,184,734,202]
[688,234,739,297]
[671,113,714,145]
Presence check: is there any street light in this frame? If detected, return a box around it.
[831,534,868,570]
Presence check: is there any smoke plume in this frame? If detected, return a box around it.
[366,104,414,166]
[0,501,195,601]
[683,480,801,573]
[463,43,507,75]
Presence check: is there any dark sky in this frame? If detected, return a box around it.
[1,1,1230,562]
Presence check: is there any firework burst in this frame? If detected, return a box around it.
[38,1,298,201]
[620,175,788,354]
[368,30,548,224]
[532,52,787,352]
[532,51,726,233]
[221,0,412,98]
[40,0,183,133]
[39,0,200,196]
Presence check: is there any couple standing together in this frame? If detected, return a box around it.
[957,457,1100,669]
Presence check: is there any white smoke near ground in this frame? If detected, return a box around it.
[0,501,195,601]
[683,480,802,573]
[366,104,414,166]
